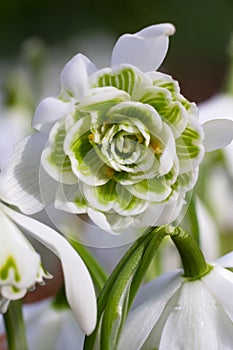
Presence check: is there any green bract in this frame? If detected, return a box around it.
[42,66,204,233]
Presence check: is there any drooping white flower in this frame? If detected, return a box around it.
[118,252,233,349]
[2,24,233,234]
[0,203,97,335]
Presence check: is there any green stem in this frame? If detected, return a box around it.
[84,225,173,350]
[3,300,28,350]
[171,226,211,280]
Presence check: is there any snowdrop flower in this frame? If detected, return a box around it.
[118,252,233,349]
[24,299,85,350]
[0,120,96,335]
[3,24,233,234]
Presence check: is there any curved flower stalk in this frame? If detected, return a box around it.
[118,251,233,349]
[2,24,233,234]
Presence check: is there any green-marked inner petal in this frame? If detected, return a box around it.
[68,131,110,186]
[176,125,202,161]
[115,183,149,216]
[126,176,172,201]
[140,88,187,137]
[83,180,118,212]
[0,256,20,282]
[91,66,148,97]
[106,101,162,137]
[42,120,77,184]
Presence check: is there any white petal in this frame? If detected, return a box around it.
[203,118,233,152]
[118,272,182,350]
[61,54,97,100]
[55,184,87,214]
[195,197,220,261]
[87,207,134,234]
[159,281,220,350]
[1,133,47,214]
[32,97,75,135]
[203,266,233,322]
[2,204,97,335]
[198,93,233,123]
[0,297,10,313]
[0,209,41,296]
[111,23,175,72]
[214,252,233,267]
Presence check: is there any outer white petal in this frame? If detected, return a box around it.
[214,251,233,267]
[158,281,220,350]
[60,53,97,100]
[118,271,182,350]
[0,209,41,300]
[195,196,220,261]
[198,93,233,123]
[32,97,75,135]
[2,204,97,335]
[203,266,233,322]
[0,133,47,214]
[202,118,233,152]
[111,23,175,72]
[55,183,87,214]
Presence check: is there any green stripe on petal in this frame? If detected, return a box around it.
[140,87,188,137]
[42,120,77,185]
[69,134,110,186]
[126,177,172,202]
[107,101,162,137]
[176,123,204,173]
[115,184,149,216]
[83,180,118,212]
[0,256,20,282]
[92,67,140,95]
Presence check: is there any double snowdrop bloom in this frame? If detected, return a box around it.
[118,252,233,349]
[3,24,233,234]
[0,119,96,335]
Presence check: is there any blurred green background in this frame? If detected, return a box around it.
[1,0,233,102]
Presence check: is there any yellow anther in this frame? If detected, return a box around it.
[137,134,144,144]
[106,167,115,178]
[88,133,94,141]
[151,140,163,155]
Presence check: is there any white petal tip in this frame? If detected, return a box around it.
[160,23,176,36]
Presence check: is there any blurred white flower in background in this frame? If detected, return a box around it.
[198,93,233,232]
[25,299,85,350]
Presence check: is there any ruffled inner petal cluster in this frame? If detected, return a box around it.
[39,64,204,233]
